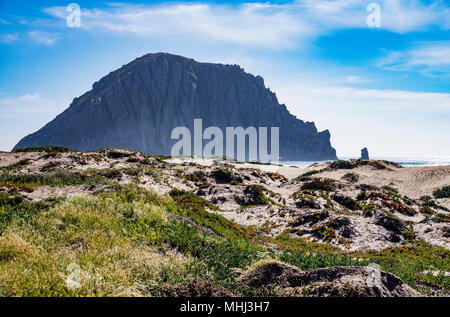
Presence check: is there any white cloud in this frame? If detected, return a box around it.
[0,93,68,151]
[0,18,11,25]
[43,3,312,49]
[28,30,60,45]
[41,0,450,49]
[0,33,18,43]
[340,76,372,84]
[377,41,450,75]
[274,82,450,156]
[0,93,65,118]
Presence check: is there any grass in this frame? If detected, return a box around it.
[434,213,450,223]
[0,171,109,188]
[332,194,361,211]
[0,191,24,207]
[0,185,273,296]
[301,178,338,192]
[357,191,367,201]
[243,185,275,206]
[295,169,323,180]
[0,159,30,172]
[274,234,450,294]
[420,195,449,211]
[185,173,200,182]
[0,180,448,296]
[358,243,450,293]
[169,189,265,243]
[342,172,359,183]
[279,251,365,271]
[382,185,399,195]
[125,157,140,163]
[329,160,355,170]
[13,146,74,153]
[0,185,188,296]
[0,196,62,234]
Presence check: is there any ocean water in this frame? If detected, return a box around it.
[280,156,450,168]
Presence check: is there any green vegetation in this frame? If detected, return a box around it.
[419,195,449,212]
[276,234,449,294]
[403,225,417,241]
[360,243,450,293]
[0,185,271,296]
[332,195,361,211]
[0,182,448,296]
[356,190,367,201]
[279,251,363,271]
[0,194,62,234]
[381,200,417,216]
[361,204,375,217]
[125,157,140,163]
[433,185,450,199]
[185,173,200,182]
[0,191,24,207]
[342,172,359,183]
[0,171,109,188]
[329,160,354,170]
[434,213,450,223]
[13,146,74,153]
[301,178,338,191]
[419,205,434,215]
[382,185,399,195]
[295,169,323,181]
[211,168,240,184]
[124,157,153,165]
[243,185,275,206]
[0,150,448,296]
[0,159,30,172]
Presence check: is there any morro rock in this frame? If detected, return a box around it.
[13,53,337,161]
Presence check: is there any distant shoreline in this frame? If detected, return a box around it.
[281,156,450,168]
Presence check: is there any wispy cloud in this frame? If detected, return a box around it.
[275,82,450,156]
[278,83,450,115]
[0,93,67,151]
[43,3,312,49]
[0,18,11,25]
[340,76,372,84]
[41,0,450,49]
[377,41,450,76]
[0,93,64,118]
[0,33,18,43]
[28,30,60,45]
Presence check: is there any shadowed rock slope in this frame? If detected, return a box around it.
[13,53,337,161]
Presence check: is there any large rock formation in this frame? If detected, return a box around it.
[361,147,369,160]
[13,53,337,161]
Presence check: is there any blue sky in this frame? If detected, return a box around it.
[0,0,449,157]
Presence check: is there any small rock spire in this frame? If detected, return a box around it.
[360,147,369,160]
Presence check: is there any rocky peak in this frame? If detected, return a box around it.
[13,53,337,161]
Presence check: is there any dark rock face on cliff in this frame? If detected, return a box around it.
[13,53,337,161]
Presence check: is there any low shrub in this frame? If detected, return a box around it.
[301,178,338,192]
[14,146,74,153]
[433,186,450,199]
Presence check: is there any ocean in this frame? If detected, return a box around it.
[280,156,450,168]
